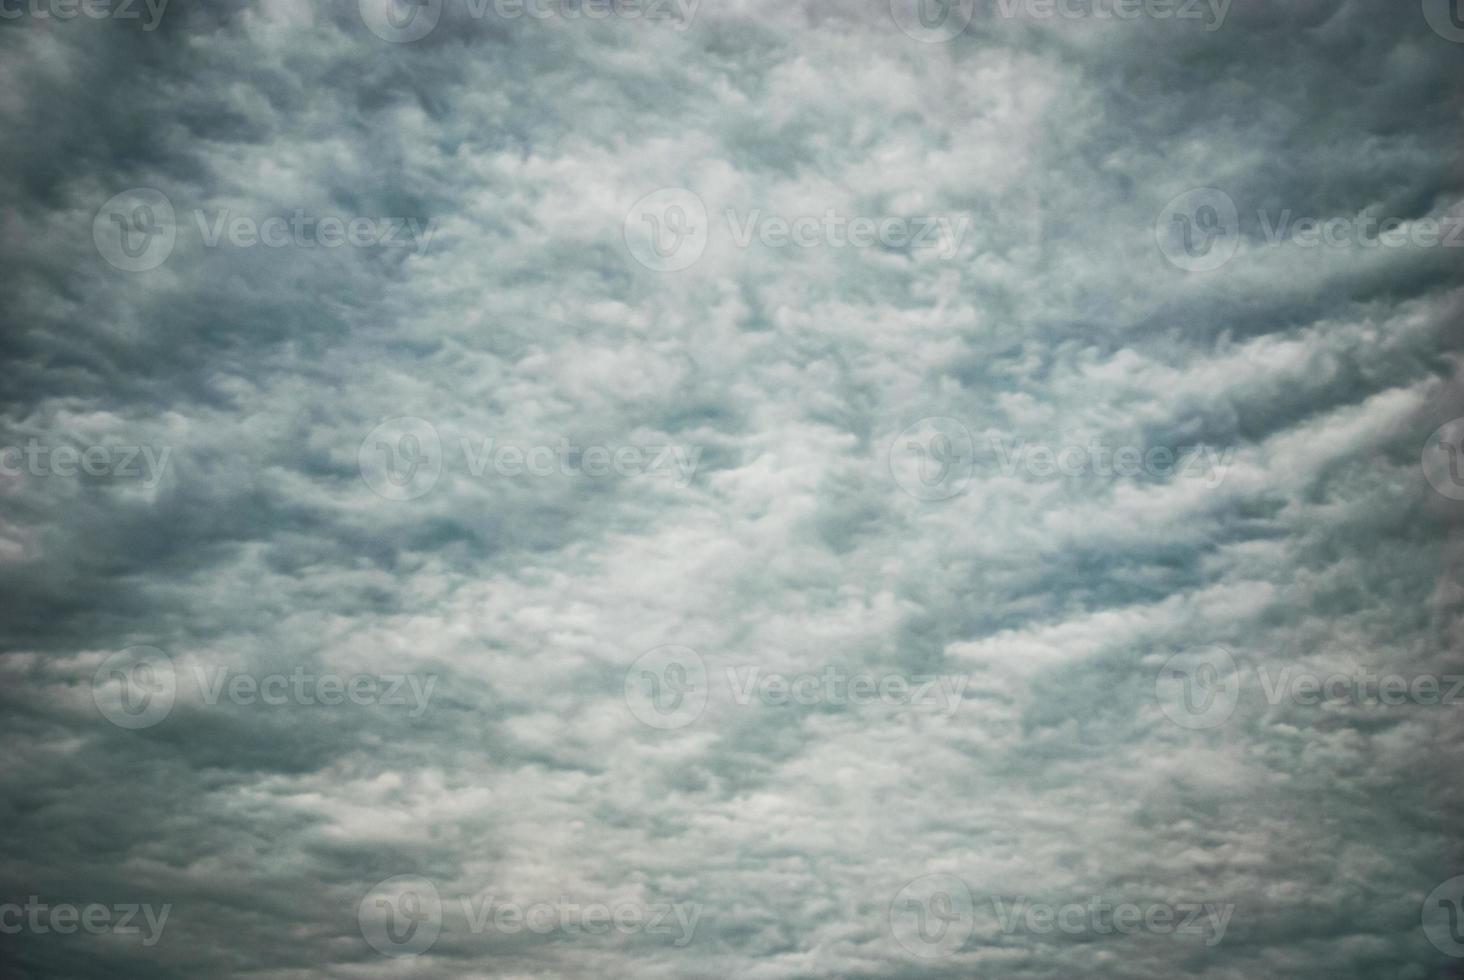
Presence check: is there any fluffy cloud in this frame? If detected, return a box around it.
[1,0,1461,977]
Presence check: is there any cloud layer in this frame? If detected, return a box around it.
[1,0,1462,976]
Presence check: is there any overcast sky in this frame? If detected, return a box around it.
[2,0,1463,977]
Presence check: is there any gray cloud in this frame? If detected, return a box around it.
[1,0,1462,976]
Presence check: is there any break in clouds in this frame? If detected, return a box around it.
[1,0,1463,977]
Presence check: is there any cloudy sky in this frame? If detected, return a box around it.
[2,0,1463,976]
